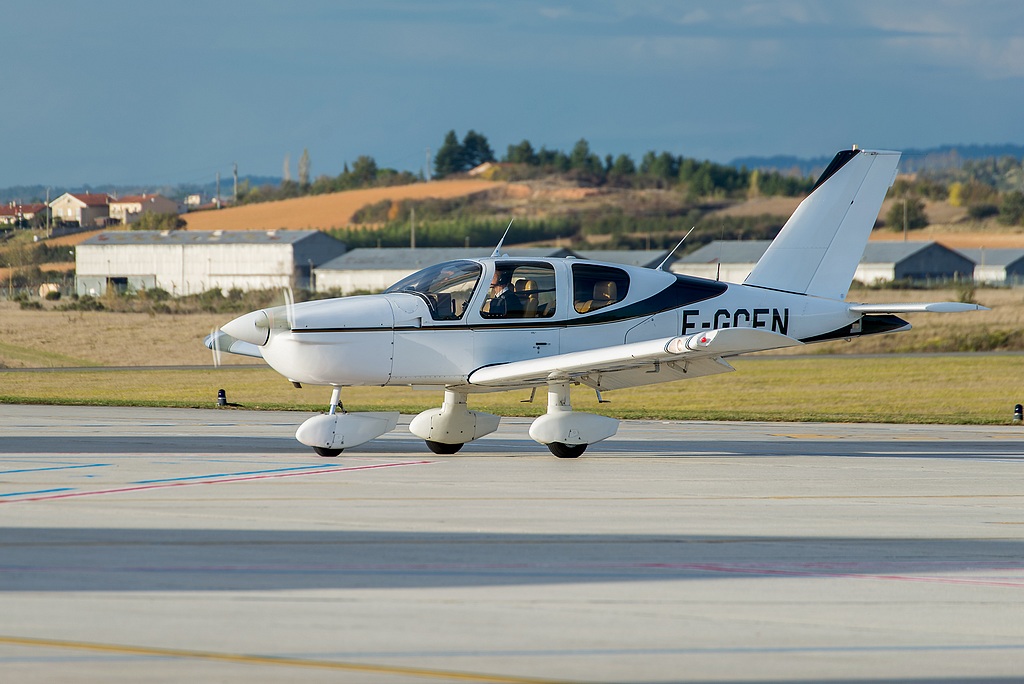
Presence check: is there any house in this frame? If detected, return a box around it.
[49,192,111,227]
[314,247,577,295]
[75,229,346,297]
[109,194,184,225]
[673,240,977,286]
[956,248,1024,285]
[0,202,48,226]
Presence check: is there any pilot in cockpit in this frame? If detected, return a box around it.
[482,268,523,317]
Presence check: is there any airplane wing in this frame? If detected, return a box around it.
[466,328,802,392]
[848,302,989,314]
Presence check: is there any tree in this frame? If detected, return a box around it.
[999,191,1024,226]
[130,212,186,232]
[537,146,570,171]
[505,139,538,165]
[608,154,636,184]
[461,130,495,169]
[569,138,604,179]
[298,148,311,186]
[350,156,379,186]
[434,130,464,178]
[885,197,928,232]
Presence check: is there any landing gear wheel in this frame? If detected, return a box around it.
[548,442,587,459]
[425,440,463,455]
[313,446,344,457]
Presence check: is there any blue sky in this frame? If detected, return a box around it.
[4,1,1023,188]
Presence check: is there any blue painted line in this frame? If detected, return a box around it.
[131,464,339,484]
[0,488,75,498]
[0,464,111,475]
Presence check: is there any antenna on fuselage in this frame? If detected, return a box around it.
[655,226,695,271]
[490,219,514,257]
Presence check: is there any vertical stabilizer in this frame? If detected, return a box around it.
[744,149,900,300]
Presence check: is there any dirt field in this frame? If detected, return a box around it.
[182,179,501,232]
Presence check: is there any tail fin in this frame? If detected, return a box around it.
[744,148,900,301]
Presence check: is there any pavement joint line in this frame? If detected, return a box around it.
[0,636,579,684]
[0,460,435,505]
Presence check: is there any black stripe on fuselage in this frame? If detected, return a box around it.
[291,274,729,334]
[799,314,909,344]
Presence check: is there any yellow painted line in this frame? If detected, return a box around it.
[771,433,841,439]
[0,636,578,684]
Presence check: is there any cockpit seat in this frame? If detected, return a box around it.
[578,280,617,313]
[516,279,540,317]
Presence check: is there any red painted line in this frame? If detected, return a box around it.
[0,460,434,505]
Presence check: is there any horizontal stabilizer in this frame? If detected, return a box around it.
[849,302,989,314]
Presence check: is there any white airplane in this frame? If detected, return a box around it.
[207,148,985,458]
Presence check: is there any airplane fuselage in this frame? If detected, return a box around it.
[255,257,864,389]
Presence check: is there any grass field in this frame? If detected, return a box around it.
[2,285,1022,426]
[2,288,1021,369]
[2,354,1022,426]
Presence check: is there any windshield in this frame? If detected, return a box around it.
[384,260,482,320]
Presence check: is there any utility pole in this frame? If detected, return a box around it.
[410,206,416,249]
[233,162,238,204]
[425,147,431,181]
[216,172,221,209]
[903,197,908,242]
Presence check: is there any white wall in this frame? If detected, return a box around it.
[77,243,298,295]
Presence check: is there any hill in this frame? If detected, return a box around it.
[183,179,500,232]
[732,144,1024,178]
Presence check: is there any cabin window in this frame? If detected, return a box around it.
[384,260,481,321]
[480,263,556,319]
[572,263,629,313]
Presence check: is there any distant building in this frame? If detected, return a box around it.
[574,249,676,269]
[671,240,774,283]
[109,194,184,225]
[856,242,975,285]
[314,247,576,295]
[49,192,111,227]
[957,248,1024,285]
[673,240,976,286]
[0,201,48,226]
[76,229,346,297]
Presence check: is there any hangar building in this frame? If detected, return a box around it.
[956,248,1024,286]
[76,229,346,296]
[673,240,976,286]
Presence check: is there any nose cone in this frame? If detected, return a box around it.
[220,309,270,346]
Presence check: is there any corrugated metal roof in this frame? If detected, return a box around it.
[859,241,935,263]
[678,240,972,265]
[80,230,329,246]
[317,247,577,271]
[575,250,670,268]
[955,248,1024,267]
[677,240,773,263]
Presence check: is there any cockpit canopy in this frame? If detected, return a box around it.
[385,260,482,320]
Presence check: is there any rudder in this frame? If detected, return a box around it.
[744,149,900,301]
